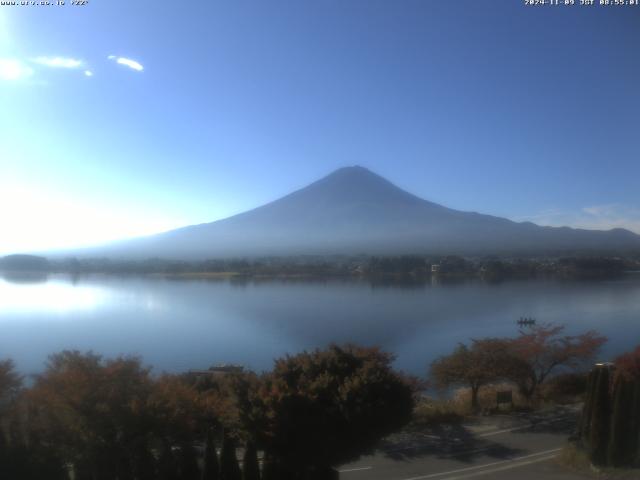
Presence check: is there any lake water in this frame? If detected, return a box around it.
[1,273,639,378]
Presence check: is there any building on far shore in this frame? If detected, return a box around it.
[186,363,245,379]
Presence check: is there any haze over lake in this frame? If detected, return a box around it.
[2,273,639,377]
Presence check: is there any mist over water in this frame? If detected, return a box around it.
[1,273,639,377]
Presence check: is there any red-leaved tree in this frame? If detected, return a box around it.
[509,324,606,399]
[614,345,640,381]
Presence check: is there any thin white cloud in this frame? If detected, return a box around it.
[517,204,640,234]
[117,57,144,71]
[108,55,144,72]
[84,70,93,77]
[582,204,621,217]
[32,56,83,69]
[0,58,33,81]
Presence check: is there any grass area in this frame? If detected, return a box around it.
[410,397,467,428]
[558,443,593,473]
[413,383,532,424]
[411,380,586,428]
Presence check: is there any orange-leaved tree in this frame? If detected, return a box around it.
[258,344,417,478]
[430,338,525,411]
[509,323,606,399]
[27,351,157,479]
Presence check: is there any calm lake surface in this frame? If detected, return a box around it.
[1,273,639,377]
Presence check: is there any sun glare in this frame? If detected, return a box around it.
[0,58,33,81]
[0,278,108,314]
[0,185,184,254]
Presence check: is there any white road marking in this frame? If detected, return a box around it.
[477,425,528,437]
[340,414,572,477]
[338,466,373,473]
[372,442,493,459]
[378,414,571,456]
[438,454,558,479]
[399,447,563,480]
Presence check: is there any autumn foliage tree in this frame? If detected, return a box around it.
[214,371,266,447]
[430,338,525,410]
[0,358,22,439]
[258,344,416,478]
[25,351,224,479]
[208,372,264,480]
[430,325,606,409]
[27,351,157,479]
[1,345,417,479]
[508,324,606,399]
[149,373,218,444]
[0,359,47,480]
[614,345,640,381]
[0,359,21,402]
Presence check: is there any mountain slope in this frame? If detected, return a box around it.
[93,166,640,258]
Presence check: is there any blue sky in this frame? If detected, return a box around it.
[1,0,639,253]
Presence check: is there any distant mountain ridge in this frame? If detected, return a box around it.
[78,166,640,259]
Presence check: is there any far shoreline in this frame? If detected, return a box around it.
[1,253,639,283]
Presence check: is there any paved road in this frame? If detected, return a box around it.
[339,406,592,480]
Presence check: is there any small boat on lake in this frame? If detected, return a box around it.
[517,317,536,326]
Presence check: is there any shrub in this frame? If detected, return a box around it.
[259,344,416,476]
[540,373,588,404]
[454,383,530,412]
[411,396,467,428]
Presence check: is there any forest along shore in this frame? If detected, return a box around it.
[1,253,639,282]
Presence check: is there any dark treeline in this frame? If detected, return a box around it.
[1,254,639,281]
[0,255,358,277]
[0,345,417,480]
